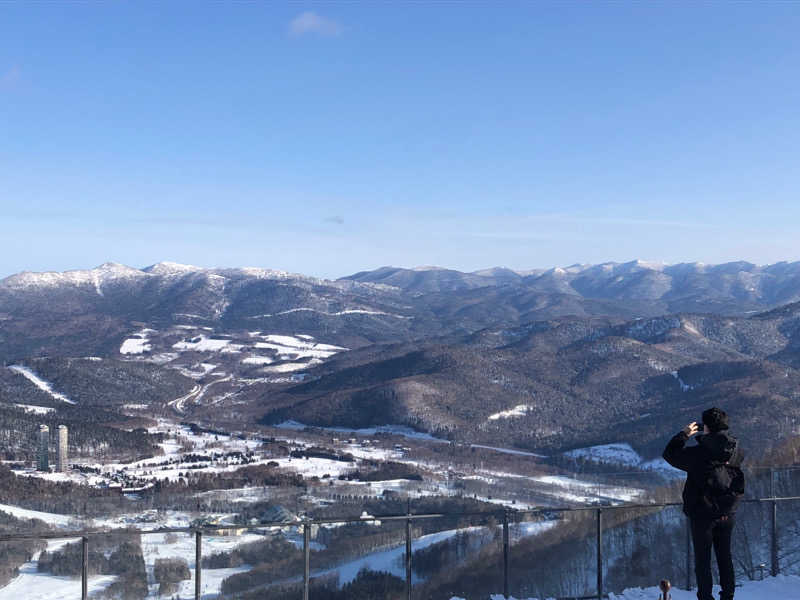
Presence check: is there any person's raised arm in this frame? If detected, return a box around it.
[662,422,699,471]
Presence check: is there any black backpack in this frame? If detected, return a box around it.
[699,461,745,517]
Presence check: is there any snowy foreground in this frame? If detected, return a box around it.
[456,574,800,600]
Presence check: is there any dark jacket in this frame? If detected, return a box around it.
[663,430,745,519]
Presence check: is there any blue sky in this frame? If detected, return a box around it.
[2,2,800,279]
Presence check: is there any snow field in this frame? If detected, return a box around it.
[488,404,533,421]
[563,442,683,478]
[242,355,274,365]
[564,443,642,467]
[253,334,345,360]
[140,530,262,598]
[0,539,117,600]
[13,403,55,414]
[172,335,243,353]
[119,330,153,355]
[0,503,76,527]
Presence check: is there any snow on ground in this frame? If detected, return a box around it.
[242,356,274,365]
[509,520,557,542]
[0,520,264,599]
[319,521,554,588]
[119,330,153,355]
[488,404,532,421]
[564,443,683,478]
[13,403,55,414]
[167,384,201,413]
[671,370,693,392]
[0,539,117,600]
[145,351,179,365]
[318,527,484,587]
[564,443,642,467]
[530,475,642,504]
[140,530,261,598]
[248,307,412,320]
[0,503,76,527]
[173,335,243,353]
[9,419,267,489]
[270,456,355,479]
[195,487,274,505]
[6,366,75,404]
[463,575,800,600]
[253,334,347,360]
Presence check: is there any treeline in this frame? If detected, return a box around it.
[22,357,194,408]
[343,460,423,482]
[39,537,148,600]
[0,464,123,516]
[0,405,161,462]
[0,510,49,588]
[411,463,800,599]
[230,568,405,600]
[218,495,508,597]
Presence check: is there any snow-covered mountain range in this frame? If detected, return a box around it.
[3,259,800,455]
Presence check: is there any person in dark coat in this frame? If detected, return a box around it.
[663,407,745,600]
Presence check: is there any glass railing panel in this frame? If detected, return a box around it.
[193,524,305,600]
[500,508,596,599]
[411,512,503,600]
[0,536,83,600]
[304,511,408,600]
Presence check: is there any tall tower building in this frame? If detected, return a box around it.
[56,425,68,472]
[37,425,50,471]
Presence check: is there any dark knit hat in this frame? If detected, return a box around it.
[701,407,729,433]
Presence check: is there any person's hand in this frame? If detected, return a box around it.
[682,422,700,437]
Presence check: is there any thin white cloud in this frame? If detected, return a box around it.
[288,11,343,37]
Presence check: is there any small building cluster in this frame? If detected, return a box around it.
[37,424,69,472]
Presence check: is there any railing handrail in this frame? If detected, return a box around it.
[3,494,799,544]
[4,493,799,600]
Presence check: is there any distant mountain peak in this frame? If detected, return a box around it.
[143,261,205,275]
[1,262,146,290]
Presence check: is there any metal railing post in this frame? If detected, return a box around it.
[770,468,779,577]
[686,519,692,590]
[195,530,202,600]
[406,500,413,600]
[503,510,510,599]
[82,536,88,600]
[596,509,603,600]
[771,499,779,577]
[0,496,797,600]
[303,522,311,600]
